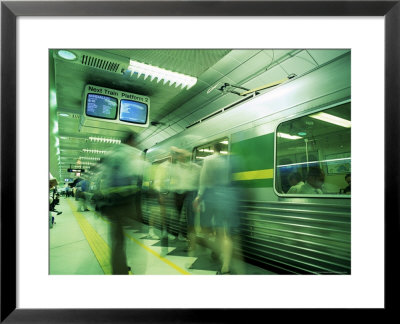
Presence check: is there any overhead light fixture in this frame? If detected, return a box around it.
[297,132,307,136]
[79,156,101,161]
[220,140,229,144]
[78,161,97,166]
[50,90,57,109]
[59,113,70,117]
[277,132,302,140]
[89,136,121,144]
[309,112,351,128]
[52,121,59,134]
[57,50,77,61]
[83,149,107,155]
[127,60,197,90]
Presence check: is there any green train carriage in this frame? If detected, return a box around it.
[143,52,351,274]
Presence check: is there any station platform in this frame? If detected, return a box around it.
[50,197,274,275]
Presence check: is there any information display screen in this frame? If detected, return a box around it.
[119,99,148,124]
[86,93,118,119]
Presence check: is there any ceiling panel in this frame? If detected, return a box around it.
[307,49,349,66]
[228,50,263,64]
[279,51,319,77]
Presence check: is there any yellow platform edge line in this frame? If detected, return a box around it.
[124,232,191,275]
[69,202,191,275]
[233,168,274,181]
[67,200,112,275]
[73,211,112,275]
[76,213,111,263]
[94,212,190,275]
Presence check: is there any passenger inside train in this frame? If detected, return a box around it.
[343,173,351,194]
[298,167,325,194]
[287,172,305,194]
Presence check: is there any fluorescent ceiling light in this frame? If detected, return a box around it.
[80,156,101,161]
[220,140,229,144]
[277,132,302,140]
[83,149,107,154]
[52,121,58,134]
[59,113,70,117]
[50,90,57,108]
[310,112,351,128]
[127,60,197,90]
[78,161,97,166]
[89,136,121,144]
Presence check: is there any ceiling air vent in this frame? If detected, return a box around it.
[81,55,121,73]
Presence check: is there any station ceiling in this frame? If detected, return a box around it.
[50,48,349,182]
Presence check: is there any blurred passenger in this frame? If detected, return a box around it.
[97,132,146,275]
[299,167,325,194]
[76,176,90,212]
[153,158,176,242]
[90,159,105,211]
[343,173,351,194]
[193,143,243,274]
[65,184,71,198]
[169,147,201,251]
[287,172,304,194]
[49,174,61,228]
[141,163,160,239]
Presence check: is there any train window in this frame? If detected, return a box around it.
[193,138,229,165]
[275,102,351,196]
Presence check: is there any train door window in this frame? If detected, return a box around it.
[193,138,229,165]
[275,102,351,196]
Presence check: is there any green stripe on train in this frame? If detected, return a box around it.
[231,133,275,188]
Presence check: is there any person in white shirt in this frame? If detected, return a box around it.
[299,166,325,195]
[152,147,201,250]
[193,143,241,274]
[287,172,305,194]
[169,147,201,245]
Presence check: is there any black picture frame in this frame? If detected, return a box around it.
[1,1,399,322]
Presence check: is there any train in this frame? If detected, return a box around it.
[141,52,351,275]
